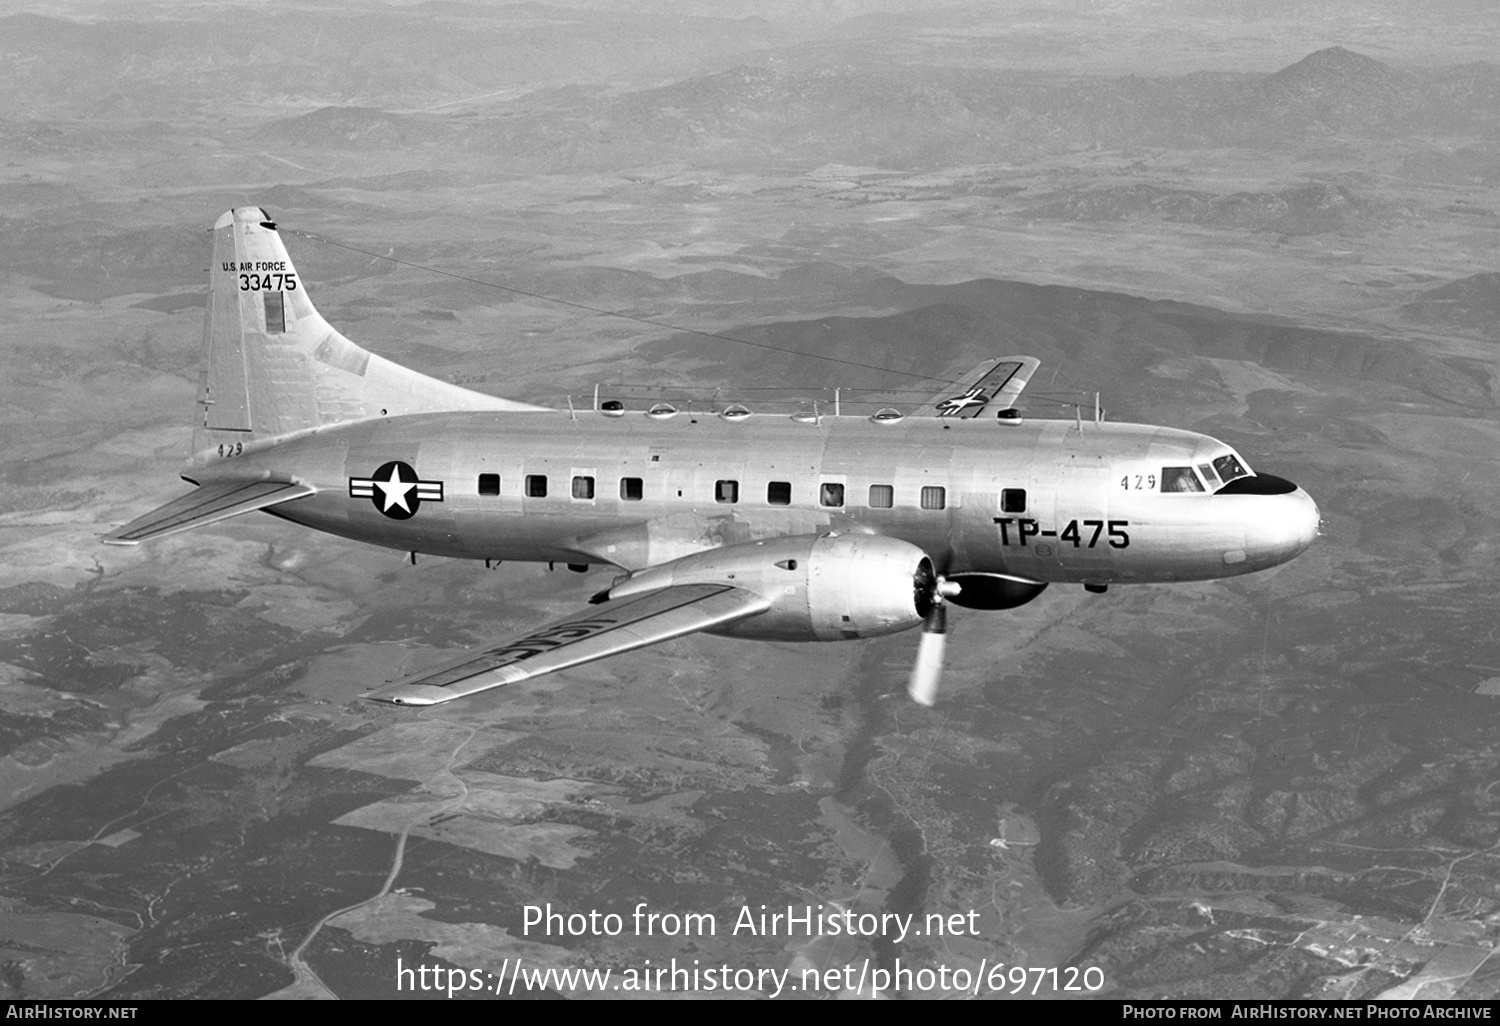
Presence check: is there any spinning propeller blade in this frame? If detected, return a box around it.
[908,576,959,705]
[907,603,946,706]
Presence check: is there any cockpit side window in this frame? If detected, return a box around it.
[1161,466,1205,493]
[1198,463,1219,487]
[1212,454,1249,484]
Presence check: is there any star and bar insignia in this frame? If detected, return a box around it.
[349,461,443,520]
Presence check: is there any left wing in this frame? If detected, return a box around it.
[364,583,771,706]
[914,356,1041,418]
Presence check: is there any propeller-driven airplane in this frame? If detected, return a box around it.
[105,208,1319,706]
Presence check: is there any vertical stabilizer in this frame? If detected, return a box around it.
[195,208,543,455]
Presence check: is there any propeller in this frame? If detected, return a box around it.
[908,571,961,706]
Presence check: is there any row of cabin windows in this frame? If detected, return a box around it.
[476,473,967,511]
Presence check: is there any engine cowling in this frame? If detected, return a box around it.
[943,572,1047,610]
[604,534,935,642]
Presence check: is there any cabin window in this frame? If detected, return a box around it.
[1198,463,1219,487]
[868,484,893,508]
[263,291,285,334]
[716,480,739,504]
[620,477,643,501]
[525,474,548,498]
[1001,488,1026,513]
[820,483,845,507]
[477,473,500,496]
[921,486,946,510]
[572,475,595,500]
[767,481,791,505]
[1213,453,1249,484]
[1161,467,1204,493]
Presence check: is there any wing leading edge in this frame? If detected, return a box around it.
[915,356,1040,418]
[102,478,316,544]
[364,583,772,706]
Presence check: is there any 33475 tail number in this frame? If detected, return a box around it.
[239,272,298,292]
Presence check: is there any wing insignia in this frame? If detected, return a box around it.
[364,583,772,706]
[915,356,1041,418]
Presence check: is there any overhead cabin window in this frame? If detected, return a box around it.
[868,484,893,509]
[620,477,643,501]
[1213,453,1250,485]
[920,486,946,510]
[477,473,500,496]
[716,480,739,504]
[525,474,548,498]
[572,475,595,500]
[263,292,285,334]
[1001,488,1026,513]
[767,481,791,506]
[820,483,845,508]
[1161,467,1204,493]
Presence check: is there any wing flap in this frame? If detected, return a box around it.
[916,356,1041,418]
[102,478,315,544]
[365,583,771,706]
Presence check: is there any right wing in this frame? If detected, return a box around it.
[364,583,771,706]
[914,356,1041,418]
[102,477,316,544]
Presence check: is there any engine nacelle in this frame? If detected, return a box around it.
[943,572,1047,610]
[604,534,935,642]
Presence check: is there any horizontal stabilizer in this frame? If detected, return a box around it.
[365,583,771,706]
[102,478,316,545]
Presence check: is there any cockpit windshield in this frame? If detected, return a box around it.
[1161,466,1205,493]
[1212,453,1250,485]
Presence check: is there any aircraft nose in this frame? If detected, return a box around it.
[1237,475,1319,566]
[1282,484,1320,559]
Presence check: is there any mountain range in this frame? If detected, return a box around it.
[250,46,1500,172]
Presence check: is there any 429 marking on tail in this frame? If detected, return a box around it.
[993,518,1130,549]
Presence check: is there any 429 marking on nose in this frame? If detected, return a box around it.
[993,518,1130,549]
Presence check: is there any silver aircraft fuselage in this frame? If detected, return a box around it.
[106,207,1323,706]
[199,408,1320,583]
